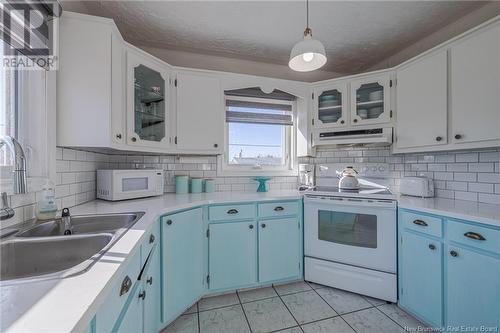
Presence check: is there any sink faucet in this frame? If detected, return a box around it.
[0,135,27,194]
[61,208,73,235]
[0,136,27,221]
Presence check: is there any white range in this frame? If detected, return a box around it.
[303,163,397,302]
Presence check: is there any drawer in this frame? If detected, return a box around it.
[141,221,160,266]
[258,201,299,218]
[400,210,443,238]
[447,219,500,254]
[95,249,141,333]
[209,204,255,221]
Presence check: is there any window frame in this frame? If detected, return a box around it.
[218,95,298,177]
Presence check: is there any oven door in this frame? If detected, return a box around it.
[304,195,396,273]
[113,170,160,200]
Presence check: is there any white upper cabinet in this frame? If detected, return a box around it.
[350,74,392,126]
[175,71,224,152]
[395,50,448,150]
[450,22,500,145]
[313,82,348,128]
[57,13,125,149]
[126,48,171,149]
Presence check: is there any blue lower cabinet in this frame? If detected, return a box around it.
[162,208,204,324]
[446,245,500,328]
[209,220,257,290]
[113,283,143,333]
[258,217,301,282]
[399,230,443,327]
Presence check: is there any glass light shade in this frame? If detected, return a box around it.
[289,35,327,72]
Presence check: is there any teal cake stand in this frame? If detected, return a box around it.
[253,177,272,192]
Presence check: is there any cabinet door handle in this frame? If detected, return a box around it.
[464,232,486,241]
[261,223,266,228]
[131,137,137,142]
[149,234,155,244]
[428,244,436,250]
[138,290,146,300]
[147,277,153,285]
[353,119,358,123]
[116,133,122,139]
[120,276,132,296]
[214,143,218,148]
[340,120,345,124]
[249,224,254,229]
[227,209,238,214]
[435,136,442,142]
[166,219,173,225]
[413,219,428,227]
[454,134,462,140]
[450,250,459,257]
[274,206,284,212]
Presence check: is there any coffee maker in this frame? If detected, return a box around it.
[298,164,315,190]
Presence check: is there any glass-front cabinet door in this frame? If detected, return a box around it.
[314,83,347,128]
[127,51,170,148]
[350,75,391,126]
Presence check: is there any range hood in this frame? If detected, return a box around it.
[314,127,393,146]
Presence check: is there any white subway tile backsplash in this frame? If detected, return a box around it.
[446,163,468,172]
[479,152,500,162]
[478,193,500,204]
[455,153,478,163]
[468,163,494,173]
[468,182,494,193]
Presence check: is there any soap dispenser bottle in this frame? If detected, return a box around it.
[36,181,58,220]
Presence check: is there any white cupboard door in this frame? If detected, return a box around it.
[176,72,224,152]
[451,23,500,144]
[111,34,126,145]
[350,74,391,126]
[314,83,348,128]
[396,51,448,149]
[127,50,171,149]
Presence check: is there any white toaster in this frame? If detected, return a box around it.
[399,177,435,198]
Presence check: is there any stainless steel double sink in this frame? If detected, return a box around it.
[0,212,144,284]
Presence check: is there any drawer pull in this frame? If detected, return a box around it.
[428,244,436,250]
[274,206,284,212]
[147,277,153,285]
[120,276,132,296]
[413,219,428,227]
[149,234,155,244]
[463,232,486,241]
[166,219,172,225]
[450,250,459,257]
[261,223,266,228]
[249,224,254,229]
[138,290,146,300]
[227,209,239,215]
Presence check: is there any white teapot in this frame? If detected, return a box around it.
[337,166,360,190]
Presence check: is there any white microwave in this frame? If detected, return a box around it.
[97,169,164,201]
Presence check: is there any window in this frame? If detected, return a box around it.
[219,87,297,176]
[0,34,56,193]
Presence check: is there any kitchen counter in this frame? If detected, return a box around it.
[397,196,500,228]
[2,190,499,332]
[0,191,301,333]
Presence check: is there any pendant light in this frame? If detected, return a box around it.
[289,0,327,72]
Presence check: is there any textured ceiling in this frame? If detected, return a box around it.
[61,1,488,74]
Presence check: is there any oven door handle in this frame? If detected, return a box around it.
[304,195,396,209]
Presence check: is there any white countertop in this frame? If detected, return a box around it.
[397,196,500,228]
[0,191,301,333]
[1,191,499,333]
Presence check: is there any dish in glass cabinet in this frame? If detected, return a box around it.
[369,90,383,101]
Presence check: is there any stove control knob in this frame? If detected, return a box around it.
[378,165,386,172]
[361,166,369,173]
[371,167,377,172]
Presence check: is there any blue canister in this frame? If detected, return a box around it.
[204,179,215,193]
[175,176,189,194]
[190,178,203,193]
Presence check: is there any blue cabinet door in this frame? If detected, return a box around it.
[113,284,143,333]
[209,221,257,290]
[446,245,500,328]
[399,231,443,327]
[162,208,204,324]
[259,217,301,282]
[143,246,161,333]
